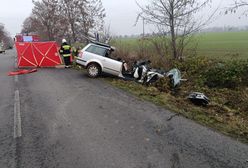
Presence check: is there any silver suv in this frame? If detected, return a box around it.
[76,42,125,78]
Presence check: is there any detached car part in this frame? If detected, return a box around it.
[188,92,210,106]
[166,68,187,87]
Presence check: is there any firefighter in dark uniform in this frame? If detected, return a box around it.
[60,39,71,68]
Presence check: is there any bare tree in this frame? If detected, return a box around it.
[60,0,82,42]
[0,23,13,48]
[22,17,35,34]
[137,0,214,60]
[226,0,248,15]
[0,24,5,40]
[31,0,65,41]
[76,0,105,42]
[22,0,105,43]
[88,0,105,32]
[102,24,112,43]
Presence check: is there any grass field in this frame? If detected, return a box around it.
[197,31,248,60]
[113,31,248,60]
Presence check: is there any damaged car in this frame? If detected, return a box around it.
[76,42,128,78]
[76,42,184,87]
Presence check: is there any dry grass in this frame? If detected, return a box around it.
[107,78,248,143]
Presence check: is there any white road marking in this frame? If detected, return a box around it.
[14,90,22,138]
[14,75,18,83]
[15,58,17,69]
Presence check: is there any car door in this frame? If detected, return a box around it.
[101,56,123,76]
[84,44,123,76]
[90,45,122,76]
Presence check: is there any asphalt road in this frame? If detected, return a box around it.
[1,49,248,168]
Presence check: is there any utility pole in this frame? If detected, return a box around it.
[143,18,145,38]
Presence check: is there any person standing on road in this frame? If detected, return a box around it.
[60,39,71,68]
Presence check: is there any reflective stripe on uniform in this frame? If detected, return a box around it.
[63,54,71,57]
[63,45,71,50]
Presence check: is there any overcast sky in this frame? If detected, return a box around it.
[0,0,247,36]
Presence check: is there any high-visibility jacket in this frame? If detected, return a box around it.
[60,43,71,57]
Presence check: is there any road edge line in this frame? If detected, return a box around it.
[14,90,22,138]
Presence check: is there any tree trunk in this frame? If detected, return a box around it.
[70,21,77,43]
[170,13,177,59]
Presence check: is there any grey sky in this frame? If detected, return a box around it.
[0,0,247,36]
[0,0,33,36]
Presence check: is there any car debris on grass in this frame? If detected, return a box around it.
[73,42,248,143]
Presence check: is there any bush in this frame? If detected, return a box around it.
[174,56,212,75]
[203,60,248,88]
[153,77,174,92]
[111,38,172,70]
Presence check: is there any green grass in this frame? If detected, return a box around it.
[196,32,248,60]
[113,31,248,60]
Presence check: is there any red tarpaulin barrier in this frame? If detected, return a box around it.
[15,42,62,67]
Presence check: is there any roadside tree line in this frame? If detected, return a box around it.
[22,0,248,60]
[22,0,105,44]
[0,23,13,49]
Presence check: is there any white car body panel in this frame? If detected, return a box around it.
[76,43,123,77]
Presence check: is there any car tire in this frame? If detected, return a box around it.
[87,63,101,78]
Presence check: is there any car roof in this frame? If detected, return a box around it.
[89,41,115,51]
[90,41,110,47]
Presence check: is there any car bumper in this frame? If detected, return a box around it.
[76,59,86,67]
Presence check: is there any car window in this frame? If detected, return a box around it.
[86,45,107,56]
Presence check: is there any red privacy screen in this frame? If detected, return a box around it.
[15,42,62,67]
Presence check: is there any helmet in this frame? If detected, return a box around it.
[62,39,67,43]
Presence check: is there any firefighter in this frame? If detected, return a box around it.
[60,39,71,68]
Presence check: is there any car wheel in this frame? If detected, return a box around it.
[87,63,101,78]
